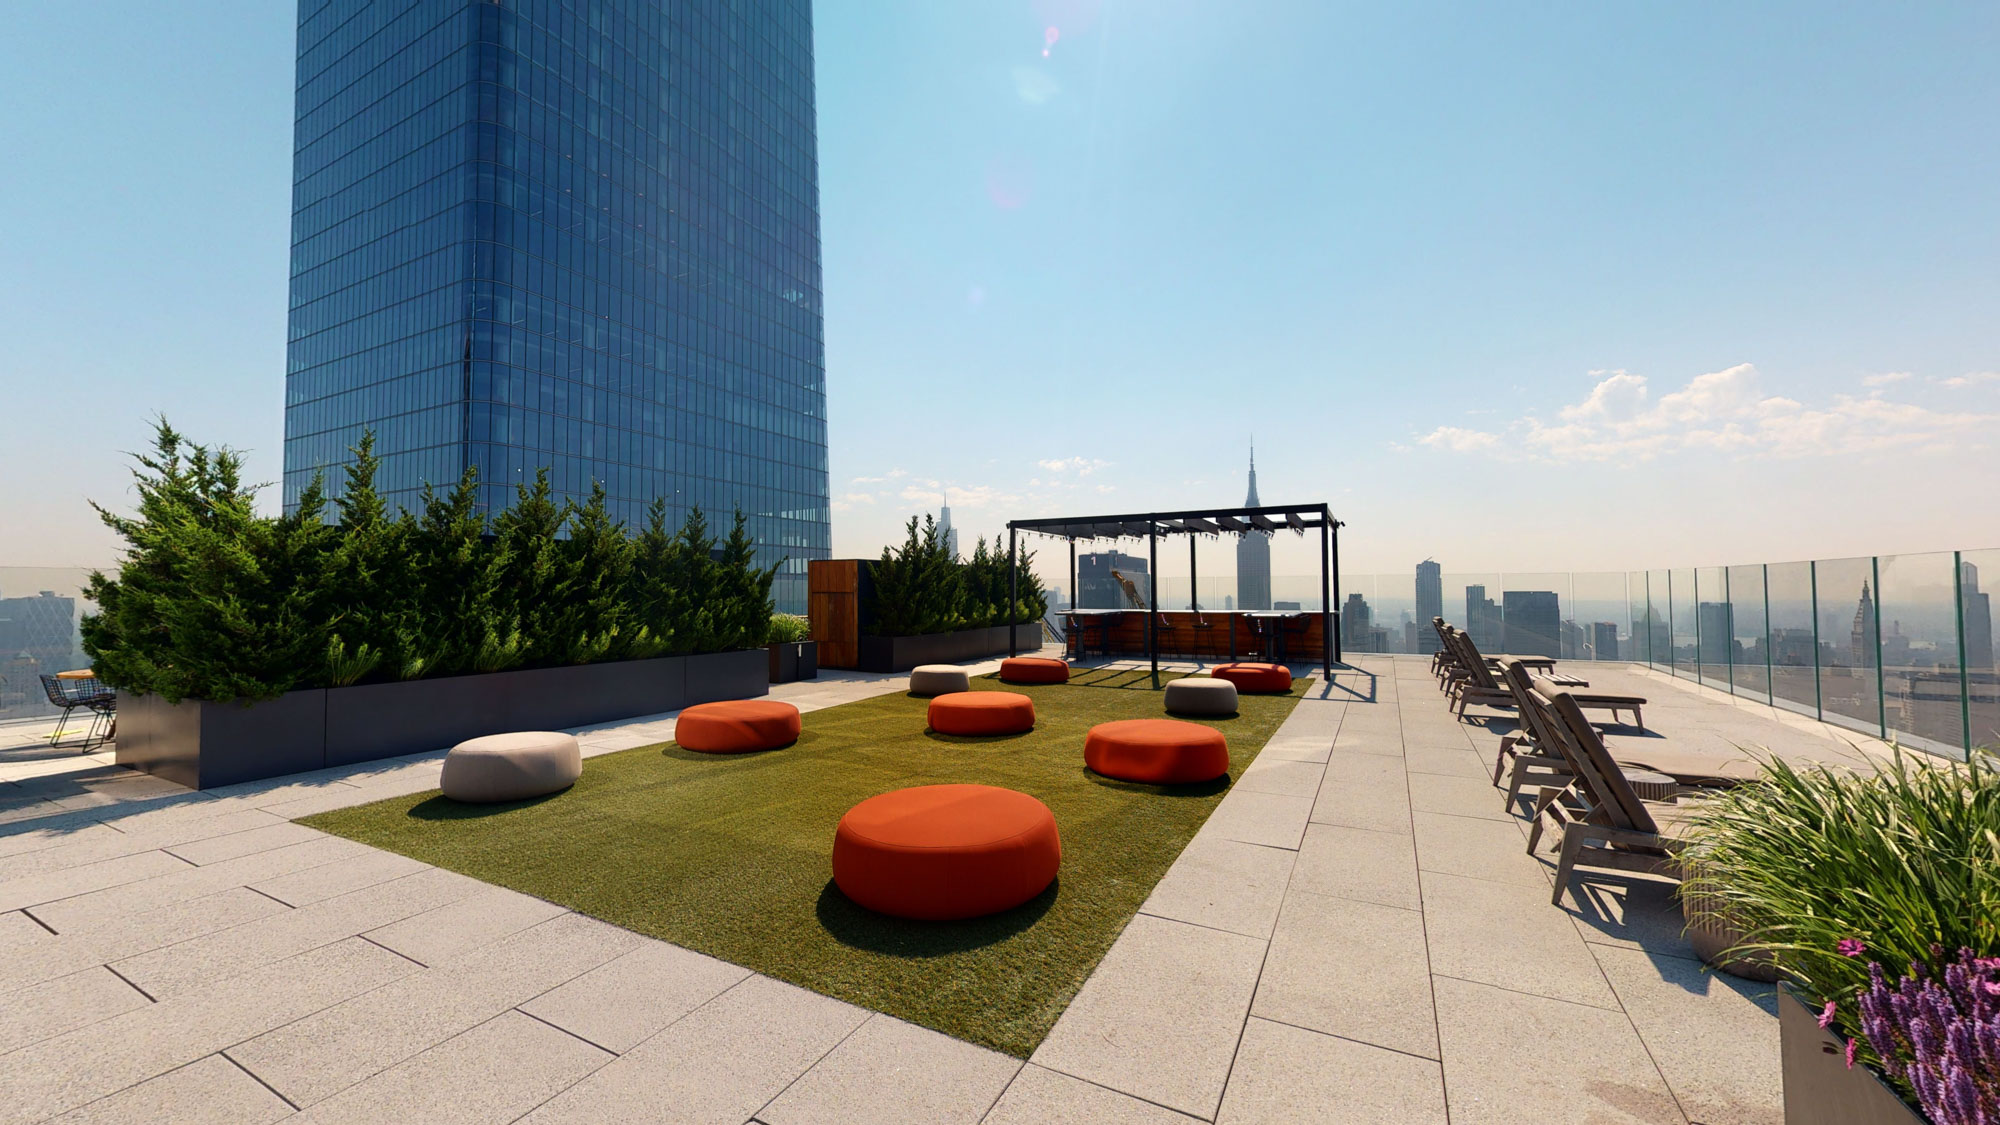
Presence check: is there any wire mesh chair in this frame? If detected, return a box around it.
[39,674,117,752]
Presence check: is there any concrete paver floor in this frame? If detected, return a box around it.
[0,653,1895,1122]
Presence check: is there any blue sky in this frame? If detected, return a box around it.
[3,1,1996,584]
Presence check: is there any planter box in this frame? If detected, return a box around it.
[768,641,819,684]
[1779,982,1930,1125]
[855,623,1044,673]
[117,651,768,790]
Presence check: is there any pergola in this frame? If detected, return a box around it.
[1005,503,1346,675]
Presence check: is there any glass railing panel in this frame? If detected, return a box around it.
[1726,564,1771,702]
[1626,571,1651,663]
[1371,573,1420,654]
[1645,570,1671,668]
[1571,572,1630,662]
[1443,573,1505,657]
[1767,560,1818,717]
[1335,573,1384,652]
[1497,572,1569,660]
[1962,549,2000,754]
[1815,555,1882,735]
[1876,551,1966,756]
[0,566,101,724]
[1670,568,1697,680]
[1694,565,1731,689]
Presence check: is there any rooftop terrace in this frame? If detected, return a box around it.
[0,650,1894,1124]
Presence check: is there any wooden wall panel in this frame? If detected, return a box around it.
[808,559,862,669]
[1066,611,1329,666]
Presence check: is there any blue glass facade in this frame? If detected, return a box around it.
[284,0,829,610]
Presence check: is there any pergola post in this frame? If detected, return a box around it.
[1068,535,1077,657]
[1008,526,1019,658]
[1148,519,1159,676]
[1330,515,1344,664]
[1320,509,1333,675]
[1189,534,1198,614]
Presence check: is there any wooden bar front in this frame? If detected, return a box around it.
[1064,610,1327,665]
[808,559,861,669]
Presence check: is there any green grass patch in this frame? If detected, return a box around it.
[302,670,1308,1056]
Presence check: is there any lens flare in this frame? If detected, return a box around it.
[1042,26,1059,57]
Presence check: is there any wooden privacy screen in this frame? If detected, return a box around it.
[808,559,862,669]
[1066,610,1326,665]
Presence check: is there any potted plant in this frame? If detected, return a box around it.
[849,517,1047,672]
[1678,751,2000,1123]
[767,614,816,683]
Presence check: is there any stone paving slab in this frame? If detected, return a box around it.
[1216,1017,1448,1125]
[1289,822,1421,910]
[760,1013,1020,1125]
[46,1054,295,1125]
[0,965,151,1054]
[1422,870,1623,1010]
[1030,913,1266,1119]
[981,1064,1202,1124]
[1137,835,1295,939]
[518,940,750,1054]
[1594,945,1782,1125]
[1251,889,1438,1058]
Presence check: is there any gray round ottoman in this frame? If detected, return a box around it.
[441,732,582,803]
[909,665,972,696]
[1165,677,1239,716]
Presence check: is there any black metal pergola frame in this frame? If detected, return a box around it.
[1004,503,1345,676]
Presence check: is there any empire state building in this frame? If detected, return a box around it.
[1236,448,1273,610]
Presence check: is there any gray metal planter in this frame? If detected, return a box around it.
[116,650,767,790]
[768,641,819,683]
[855,623,1041,673]
[1779,982,1929,1125]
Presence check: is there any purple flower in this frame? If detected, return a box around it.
[1838,938,1867,958]
[1853,948,2000,1124]
[1820,1000,1838,1029]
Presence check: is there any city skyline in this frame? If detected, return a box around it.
[6,4,1998,573]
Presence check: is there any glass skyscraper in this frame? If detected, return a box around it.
[283,0,829,610]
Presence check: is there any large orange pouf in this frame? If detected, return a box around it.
[1084,719,1230,784]
[833,784,1061,920]
[674,699,801,754]
[927,691,1036,735]
[998,657,1070,684]
[1212,662,1293,693]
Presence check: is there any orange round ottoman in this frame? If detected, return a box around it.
[998,657,1070,684]
[1084,719,1230,784]
[674,699,801,754]
[833,784,1061,920]
[927,691,1036,735]
[1212,662,1293,693]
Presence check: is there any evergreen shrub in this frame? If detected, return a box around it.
[863,516,1046,637]
[82,422,779,703]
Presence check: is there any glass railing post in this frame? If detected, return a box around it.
[1955,551,1972,757]
[1724,565,1735,695]
[1810,561,1824,721]
[1692,568,1702,686]
[1762,562,1774,707]
[1872,555,1887,740]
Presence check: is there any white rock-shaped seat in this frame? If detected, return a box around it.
[909,665,972,697]
[1164,677,1239,716]
[441,731,581,803]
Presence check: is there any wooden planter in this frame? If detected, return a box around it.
[1680,888,1782,982]
[1779,982,1930,1125]
[768,641,819,683]
[116,649,769,790]
[854,623,1043,673]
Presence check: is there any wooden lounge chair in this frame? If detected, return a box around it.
[1449,632,1648,727]
[1490,661,1760,808]
[1442,630,1516,716]
[1527,686,1702,906]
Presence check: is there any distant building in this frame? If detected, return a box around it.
[1852,583,1878,668]
[1235,448,1272,610]
[1404,620,1421,654]
[1964,562,1994,670]
[939,503,959,560]
[1415,559,1442,625]
[1502,591,1560,658]
[1560,619,1584,660]
[1079,551,1149,609]
[1341,593,1373,652]
[1465,585,1502,652]
[1698,602,1733,667]
[1274,601,1302,611]
[1591,622,1619,662]
[0,590,81,715]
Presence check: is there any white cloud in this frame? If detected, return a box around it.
[1863,371,1913,387]
[1424,364,2000,463]
[1037,456,1111,475]
[1934,371,2000,390]
[1417,426,1501,453]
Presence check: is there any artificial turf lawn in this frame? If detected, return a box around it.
[301,666,1309,1057]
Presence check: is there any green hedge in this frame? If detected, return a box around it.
[83,422,778,704]
[863,515,1047,637]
